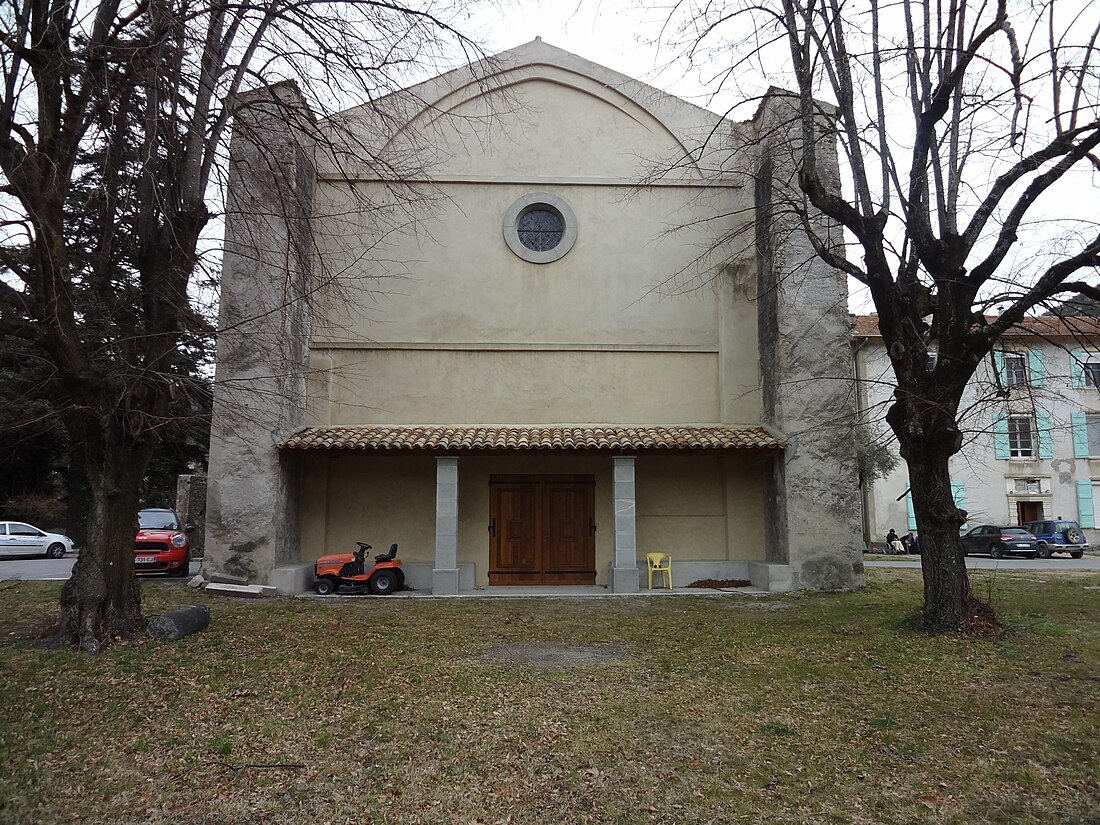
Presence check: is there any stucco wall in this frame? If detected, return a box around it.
[313,349,720,425]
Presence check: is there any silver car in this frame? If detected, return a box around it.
[0,521,73,559]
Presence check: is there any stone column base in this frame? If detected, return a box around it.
[610,565,640,593]
[432,567,461,595]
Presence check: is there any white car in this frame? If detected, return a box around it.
[0,521,74,559]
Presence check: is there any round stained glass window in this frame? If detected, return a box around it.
[503,193,578,264]
[517,208,565,252]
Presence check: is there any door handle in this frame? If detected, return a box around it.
[589,519,597,535]
[488,518,496,537]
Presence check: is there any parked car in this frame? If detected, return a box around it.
[1021,519,1088,559]
[960,525,1038,559]
[135,508,192,576]
[0,521,73,558]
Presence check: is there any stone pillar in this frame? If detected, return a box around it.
[175,474,207,559]
[432,457,461,595]
[753,89,863,590]
[610,455,640,593]
[204,82,316,584]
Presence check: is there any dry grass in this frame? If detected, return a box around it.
[1,568,1099,824]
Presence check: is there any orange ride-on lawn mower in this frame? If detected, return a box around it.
[313,542,404,595]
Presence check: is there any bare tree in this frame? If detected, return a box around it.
[664,0,1100,631]
[0,0,484,651]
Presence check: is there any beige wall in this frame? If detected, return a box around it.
[304,45,762,430]
[311,182,734,348]
[313,348,720,425]
[296,452,766,586]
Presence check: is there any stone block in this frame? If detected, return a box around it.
[205,583,268,598]
[208,572,249,586]
[187,574,207,589]
[432,567,461,595]
[609,565,640,593]
[269,562,314,595]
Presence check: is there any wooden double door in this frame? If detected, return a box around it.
[489,475,596,585]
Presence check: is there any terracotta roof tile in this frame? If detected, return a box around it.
[279,425,785,452]
[852,313,1100,338]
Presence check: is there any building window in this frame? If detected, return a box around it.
[1087,413,1100,456]
[1008,415,1034,458]
[516,208,564,252]
[503,193,578,264]
[1085,357,1100,389]
[1002,352,1028,386]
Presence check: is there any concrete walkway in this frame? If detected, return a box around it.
[302,584,771,600]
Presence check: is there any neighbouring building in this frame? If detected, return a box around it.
[204,40,863,594]
[854,314,1100,544]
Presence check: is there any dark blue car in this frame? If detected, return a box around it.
[960,525,1038,559]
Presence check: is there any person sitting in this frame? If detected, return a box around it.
[885,528,904,554]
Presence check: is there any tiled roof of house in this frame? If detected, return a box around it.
[279,425,785,452]
[852,314,1100,338]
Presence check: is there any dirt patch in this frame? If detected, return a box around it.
[688,578,752,588]
[477,642,628,669]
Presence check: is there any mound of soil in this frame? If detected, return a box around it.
[687,578,752,589]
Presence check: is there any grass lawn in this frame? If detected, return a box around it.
[1,568,1098,824]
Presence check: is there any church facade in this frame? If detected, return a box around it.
[204,40,863,594]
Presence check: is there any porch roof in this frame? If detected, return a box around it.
[278,425,786,453]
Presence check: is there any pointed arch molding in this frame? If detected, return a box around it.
[370,62,708,183]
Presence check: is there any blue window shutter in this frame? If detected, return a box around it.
[905,491,917,531]
[1028,349,1044,387]
[1071,350,1085,389]
[1036,410,1054,459]
[1077,480,1095,529]
[1072,411,1090,458]
[951,481,968,530]
[993,351,1005,383]
[993,412,1010,460]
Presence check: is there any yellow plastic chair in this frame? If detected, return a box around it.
[646,552,673,590]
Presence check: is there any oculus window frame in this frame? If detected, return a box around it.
[503,193,578,264]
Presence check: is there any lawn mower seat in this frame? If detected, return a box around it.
[375,543,398,562]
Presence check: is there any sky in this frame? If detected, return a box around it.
[465,1,745,117]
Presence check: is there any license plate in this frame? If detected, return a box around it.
[1015,543,1029,548]
[135,556,157,564]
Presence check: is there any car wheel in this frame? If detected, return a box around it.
[45,543,66,559]
[369,571,396,596]
[1035,542,1051,559]
[1070,550,1084,559]
[990,544,1004,559]
[1065,528,1082,544]
[314,577,338,596]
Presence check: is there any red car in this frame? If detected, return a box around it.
[135,508,192,576]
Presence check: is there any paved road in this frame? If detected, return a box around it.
[0,553,201,581]
[866,555,1100,571]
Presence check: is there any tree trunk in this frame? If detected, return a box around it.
[886,380,994,633]
[907,453,981,632]
[50,450,148,653]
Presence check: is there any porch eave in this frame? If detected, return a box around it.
[277,424,787,453]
